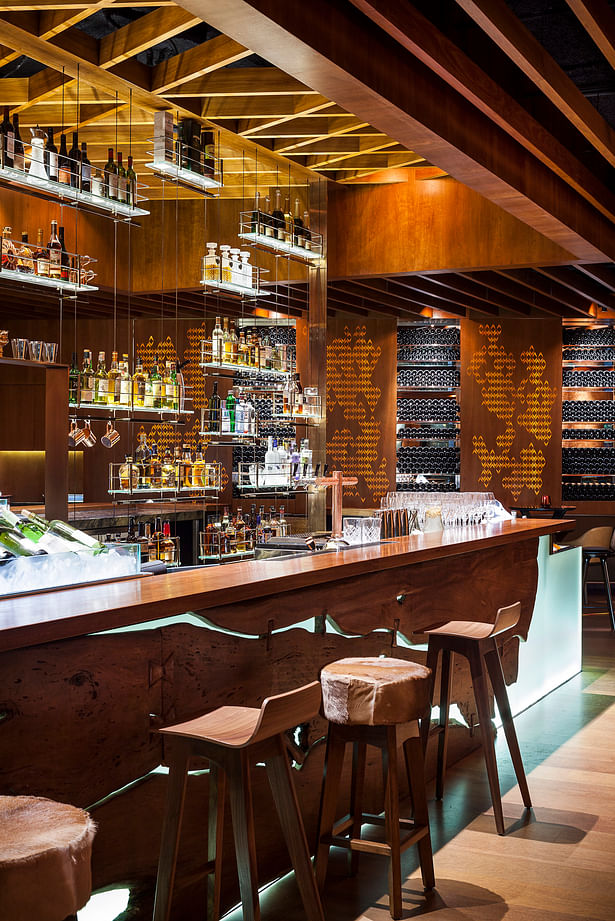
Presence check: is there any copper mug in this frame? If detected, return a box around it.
[82,419,97,447]
[101,421,120,448]
[68,420,85,447]
[541,494,551,508]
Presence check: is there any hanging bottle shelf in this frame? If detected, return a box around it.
[0,229,98,293]
[109,460,221,497]
[145,119,223,193]
[238,210,322,262]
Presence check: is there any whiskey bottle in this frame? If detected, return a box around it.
[230,321,239,363]
[293,199,304,246]
[69,352,80,405]
[94,350,108,404]
[1,106,14,168]
[132,357,146,408]
[143,365,154,409]
[35,227,48,276]
[118,355,131,406]
[192,442,205,487]
[162,521,176,564]
[272,188,284,240]
[47,220,62,279]
[12,115,24,171]
[1,227,16,270]
[161,446,176,488]
[107,350,120,405]
[135,433,152,486]
[150,355,163,409]
[119,455,139,492]
[202,129,215,177]
[80,349,94,404]
[104,148,118,200]
[181,444,193,488]
[222,317,232,363]
[163,361,176,410]
[204,243,219,283]
[17,232,34,274]
[80,142,91,192]
[46,127,58,181]
[68,132,80,188]
[211,315,223,362]
[117,151,127,203]
[149,442,162,488]
[58,133,71,185]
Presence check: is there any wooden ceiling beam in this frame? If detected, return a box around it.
[576,263,615,291]
[351,0,615,223]
[99,7,201,69]
[165,68,317,97]
[306,137,399,169]
[425,273,532,315]
[459,270,568,316]
[182,0,615,261]
[385,276,499,317]
[498,269,593,316]
[456,0,615,170]
[535,265,615,311]
[201,95,332,120]
[237,114,360,139]
[332,280,420,315]
[151,34,252,94]
[236,98,337,135]
[565,0,615,70]
[315,152,423,173]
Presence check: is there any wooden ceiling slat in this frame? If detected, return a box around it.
[237,98,337,136]
[151,34,252,94]
[456,0,615,170]
[386,276,499,317]
[460,271,569,316]
[99,7,201,69]
[565,0,615,70]
[426,273,532,315]
[165,68,317,98]
[497,268,593,315]
[576,263,615,291]
[535,265,615,311]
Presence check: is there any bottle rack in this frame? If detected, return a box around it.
[146,137,223,194]
[0,150,149,220]
[238,210,323,262]
[108,460,221,498]
[236,461,314,494]
[139,534,180,567]
[198,529,255,563]
[200,263,271,299]
[199,339,293,377]
[561,323,615,502]
[396,322,461,492]
[0,233,98,293]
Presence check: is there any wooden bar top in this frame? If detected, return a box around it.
[0,519,571,653]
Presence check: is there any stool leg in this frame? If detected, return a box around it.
[207,762,226,921]
[468,646,505,835]
[349,742,366,876]
[420,642,440,755]
[484,643,532,810]
[435,648,453,801]
[265,734,325,921]
[403,734,435,891]
[153,741,190,921]
[384,726,402,920]
[227,749,260,921]
[315,726,346,891]
[600,556,615,631]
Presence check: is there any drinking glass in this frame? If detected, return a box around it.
[28,340,44,361]
[342,517,362,545]
[43,342,58,362]
[11,338,27,360]
[361,517,382,544]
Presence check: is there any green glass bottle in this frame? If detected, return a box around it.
[225,389,236,434]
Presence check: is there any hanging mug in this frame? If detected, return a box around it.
[82,419,97,447]
[101,421,121,448]
[68,420,85,447]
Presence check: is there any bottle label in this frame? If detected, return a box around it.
[37,255,49,276]
[49,249,61,276]
[152,380,162,402]
[96,379,108,398]
[6,132,14,159]
[221,408,230,433]
[47,151,58,178]
[81,162,91,185]
[118,177,127,203]
[144,382,154,408]
[59,166,71,185]
[120,378,131,404]
[13,149,24,171]
[108,173,118,198]
[81,375,94,403]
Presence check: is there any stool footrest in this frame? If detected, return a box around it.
[326,824,429,857]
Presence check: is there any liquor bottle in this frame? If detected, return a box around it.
[0,522,45,557]
[20,509,105,552]
[80,142,91,192]
[149,442,162,487]
[12,115,24,171]
[272,188,285,240]
[17,232,34,274]
[251,332,260,369]
[68,132,80,188]
[261,331,272,370]
[162,521,176,564]
[202,129,215,177]
[104,148,118,200]
[57,225,69,280]
[94,350,108,404]
[181,444,193,487]
[238,331,250,366]
[1,106,14,168]
[283,195,293,243]
[1,508,70,554]
[46,126,58,181]
[126,155,137,206]
[1,226,16,270]
[143,364,154,409]
[69,352,80,405]
[107,351,120,404]
[208,380,221,432]
[118,354,131,406]
[222,317,233,363]
[235,508,247,553]
[244,394,256,435]
[162,361,175,410]
[294,373,304,415]
[225,513,236,555]
[58,133,71,185]
[250,191,261,234]
[117,151,127,203]
[192,442,205,487]
[293,198,304,246]
[161,446,176,488]
[47,220,62,279]
[119,455,138,492]
[278,505,287,537]
[35,227,48,276]
[150,355,163,409]
[211,315,223,362]
[264,195,274,237]
[302,210,312,250]
[132,357,146,408]
[239,251,252,289]
[80,349,95,404]
[230,321,239,362]
[135,433,152,486]
[220,245,232,283]
[203,242,219,283]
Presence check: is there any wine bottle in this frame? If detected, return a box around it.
[209,380,221,432]
[12,114,24,171]
[46,127,58,181]
[68,131,80,188]
[272,188,284,240]
[58,133,71,185]
[35,227,48,277]
[202,129,215,177]
[126,155,137,206]
[69,351,79,405]
[1,106,14,168]
[80,142,91,192]
[58,225,69,281]
[117,151,127,203]
[293,198,304,246]
[104,148,118,200]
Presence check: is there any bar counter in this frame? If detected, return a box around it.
[0,518,580,921]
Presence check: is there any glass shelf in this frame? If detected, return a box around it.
[561,473,615,478]
[0,162,149,219]
[0,265,97,293]
[397,387,459,393]
[109,486,219,496]
[145,158,222,193]
[75,401,185,416]
[200,277,271,298]
[200,359,289,378]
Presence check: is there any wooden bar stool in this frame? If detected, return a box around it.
[420,602,532,835]
[315,657,435,920]
[0,795,96,921]
[153,681,325,921]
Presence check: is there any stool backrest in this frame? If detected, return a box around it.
[251,681,322,744]
[491,601,522,638]
[567,526,614,550]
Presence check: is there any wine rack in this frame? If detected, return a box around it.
[561,322,615,503]
[395,321,461,493]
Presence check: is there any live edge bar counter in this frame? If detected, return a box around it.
[0,519,581,917]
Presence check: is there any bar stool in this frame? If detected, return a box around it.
[0,795,96,921]
[315,657,435,920]
[420,602,532,835]
[567,526,615,630]
[153,681,324,921]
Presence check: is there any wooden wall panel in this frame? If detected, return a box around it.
[328,171,574,279]
[326,313,396,508]
[461,319,562,507]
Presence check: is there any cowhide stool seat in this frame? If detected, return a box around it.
[315,657,435,920]
[0,795,96,921]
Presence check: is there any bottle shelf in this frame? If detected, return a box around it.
[109,486,219,496]
[0,162,149,220]
[75,401,185,416]
[562,386,615,392]
[561,421,615,427]
[199,430,259,444]
[200,359,289,378]
[397,360,460,367]
[0,265,97,293]
[199,550,255,563]
[396,471,459,478]
[397,387,459,394]
[200,277,271,299]
[396,419,460,425]
[238,230,320,262]
[563,361,615,367]
[561,473,615,478]
[145,158,222,193]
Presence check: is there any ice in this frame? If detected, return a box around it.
[0,546,140,598]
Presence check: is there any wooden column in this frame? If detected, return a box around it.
[307,178,327,532]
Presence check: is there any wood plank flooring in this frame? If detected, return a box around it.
[223,613,615,921]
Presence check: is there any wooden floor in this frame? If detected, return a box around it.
[224,613,615,921]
